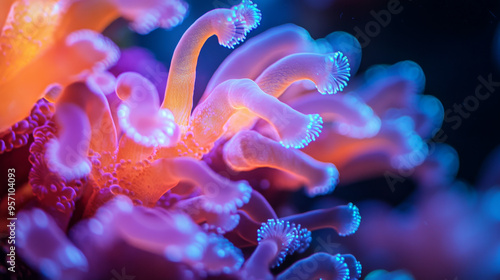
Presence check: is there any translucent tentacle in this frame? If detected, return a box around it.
[115,72,180,162]
[241,219,299,280]
[356,60,426,116]
[17,208,88,280]
[29,121,86,229]
[256,52,350,97]
[223,52,351,135]
[277,253,350,280]
[45,103,92,181]
[303,115,428,184]
[162,1,260,127]
[239,189,278,222]
[198,233,244,276]
[71,196,208,278]
[321,31,362,75]
[223,130,339,197]
[203,24,317,100]
[284,203,361,236]
[57,82,117,157]
[290,93,381,139]
[342,254,362,280]
[56,0,188,39]
[174,196,241,234]
[121,157,251,211]
[190,79,323,150]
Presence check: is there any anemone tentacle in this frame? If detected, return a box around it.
[222,51,350,135]
[257,51,350,96]
[203,24,318,99]
[190,79,323,150]
[284,203,361,236]
[223,130,339,196]
[289,93,381,139]
[277,253,351,280]
[162,1,261,127]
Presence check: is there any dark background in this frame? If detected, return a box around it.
[113,0,500,195]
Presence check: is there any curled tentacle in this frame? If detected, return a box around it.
[320,31,362,75]
[356,60,426,116]
[232,0,261,35]
[86,70,117,96]
[190,79,323,150]
[303,115,428,184]
[256,51,350,96]
[115,72,180,162]
[220,51,350,136]
[110,0,188,34]
[277,253,351,280]
[284,203,361,236]
[342,254,363,280]
[162,1,261,127]
[239,189,278,222]
[17,208,88,280]
[240,219,300,279]
[29,126,86,229]
[203,24,318,100]
[45,103,91,181]
[173,196,241,234]
[289,93,381,139]
[116,157,251,211]
[223,130,339,197]
[71,196,205,279]
[56,0,188,39]
[57,82,117,159]
[198,233,244,276]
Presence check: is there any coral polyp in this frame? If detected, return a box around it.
[1,0,475,279]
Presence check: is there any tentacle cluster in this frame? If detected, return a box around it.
[3,0,457,279]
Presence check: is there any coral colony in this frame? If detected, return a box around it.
[1,0,495,279]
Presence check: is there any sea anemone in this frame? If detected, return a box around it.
[0,0,455,279]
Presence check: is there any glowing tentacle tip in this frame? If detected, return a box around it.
[277,253,350,280]
[279,114,323,149]
[233,0,262,34]
[117,104,180,147]
[65,29,120,72]
[203,211,240,234]
[202,181,252,214]
[342,254,362,280]
[338,203,361,236]
[111,0,188,34]
[257,219,299,268]
[44,139,91,182]
[294,224,312,254]
[201,233,244,275]
[307,163,339,197]
[320,51,350,94]
[116,72,181,148]
[218,15,246,49]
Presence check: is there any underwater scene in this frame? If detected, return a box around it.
[0,0,499,279]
